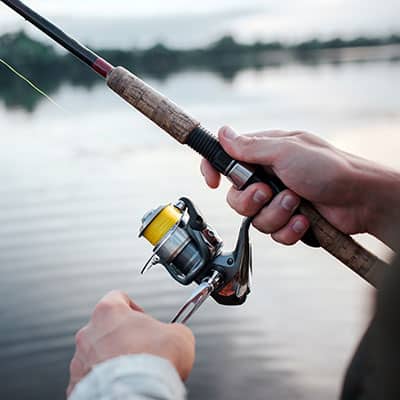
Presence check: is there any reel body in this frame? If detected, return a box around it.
[139,197,253,322]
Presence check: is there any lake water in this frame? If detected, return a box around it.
[0,54,399,399]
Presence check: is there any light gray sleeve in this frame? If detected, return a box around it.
[69,354,187,400]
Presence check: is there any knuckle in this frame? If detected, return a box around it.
[253,219,272,234]
[242,135,259,148]
[252,208,279,234]
[228,195,252,217]
[226,190,241,212]
[219,125,231,136]
[69,355,80,375]
[289,130,313,143]
[271,232,286,245]
[290,130,308,137]
[170,322,194,340]
[93,290,128,318]
[227,186,264,217]
[108,289,126,299]
[93,300,115,320]
[282,136,299,148]
[235,135,258,157]
[236,202,252,216]
[177,324,195,344]
[271,232,296,246]
[74,328,87,351]
[226,192,236,209]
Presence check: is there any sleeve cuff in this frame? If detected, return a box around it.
[70,354,186,400]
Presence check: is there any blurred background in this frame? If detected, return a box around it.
[0,0,399,399]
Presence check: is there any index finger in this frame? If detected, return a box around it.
[99,291,144,313]
[200,159,221,188]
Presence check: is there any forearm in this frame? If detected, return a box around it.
[69,354,187,400]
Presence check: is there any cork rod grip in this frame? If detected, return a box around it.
[107,66,387,288]
[107,67,199,143]
[299,202,386,286]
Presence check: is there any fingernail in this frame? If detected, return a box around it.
[281,195,298,212]
[222,126,237,141]
[253,190,268,204]
[292,220,306,233]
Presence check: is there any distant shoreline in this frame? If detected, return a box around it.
[2,30,400,66]
[1,31,399,111]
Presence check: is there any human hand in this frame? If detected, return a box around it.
[67,291,195,397]
[201,127,400,247]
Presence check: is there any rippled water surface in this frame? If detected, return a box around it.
[1,58,399,399]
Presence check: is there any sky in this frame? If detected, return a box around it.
[1,0,399,48]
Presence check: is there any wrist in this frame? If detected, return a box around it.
[351,155,400,248]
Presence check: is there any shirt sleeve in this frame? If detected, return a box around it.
[69,354,187,400]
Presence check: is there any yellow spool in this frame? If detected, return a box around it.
[143,205,182,246]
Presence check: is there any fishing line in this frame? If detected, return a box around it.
[0,58,66,112]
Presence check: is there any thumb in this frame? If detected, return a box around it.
[218,126,281,165]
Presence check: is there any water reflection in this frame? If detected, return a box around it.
[1,43,399,112]
[0,56,398,400]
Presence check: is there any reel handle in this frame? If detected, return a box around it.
[107,66,388,288]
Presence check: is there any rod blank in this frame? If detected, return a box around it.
[1,0,113,77]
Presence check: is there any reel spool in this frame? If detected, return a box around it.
[139,197,253,323]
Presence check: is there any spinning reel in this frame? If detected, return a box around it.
[139,197,253,324]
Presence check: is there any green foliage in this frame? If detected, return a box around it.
[293,35,400,51]
[209,35,243,52]
[1,31,399,111]
[0,31,58,68]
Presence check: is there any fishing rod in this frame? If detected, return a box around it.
[2,0,388,319]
